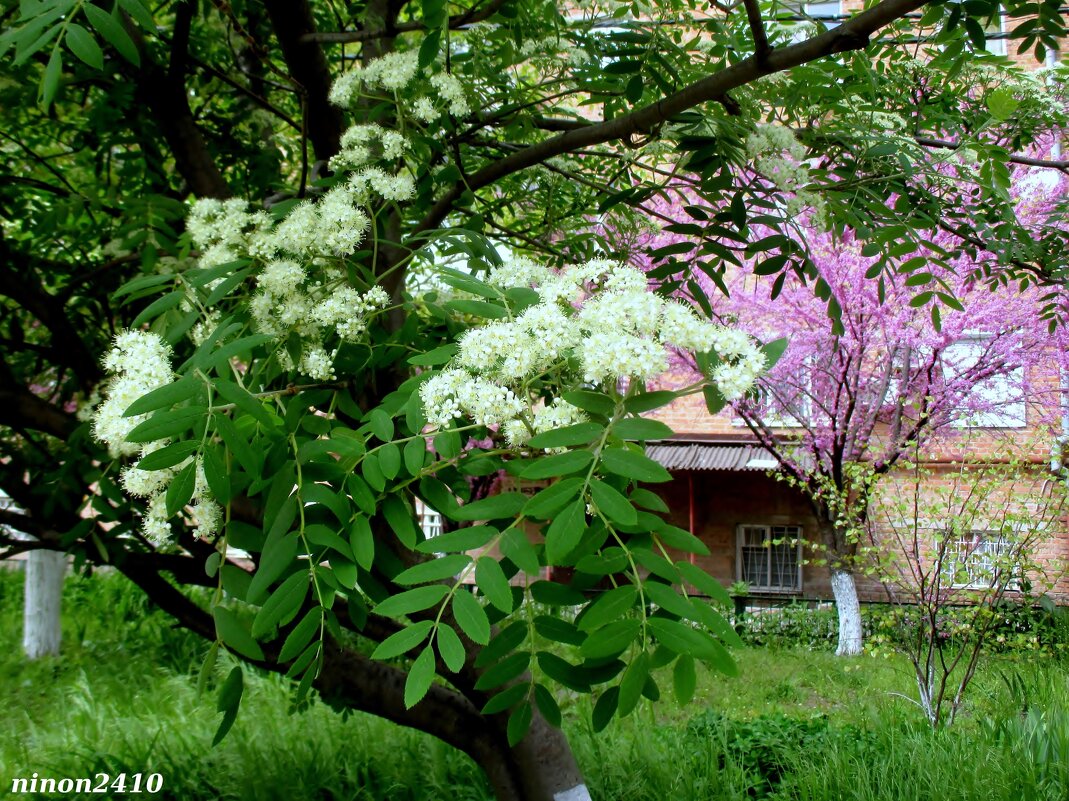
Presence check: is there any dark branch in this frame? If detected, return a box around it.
[413,0,928,238]
[0,386,80,440]
[0,239,102,387]
[262,0,345,162]
[742,0,772,62]
[914,136,1069,172]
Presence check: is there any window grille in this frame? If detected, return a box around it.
[941,532,1018,589]
[737,524,803,591]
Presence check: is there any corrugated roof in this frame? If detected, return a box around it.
[645,442,780,471]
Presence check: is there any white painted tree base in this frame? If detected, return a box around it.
[554,785,591,801]
[831,569,863,656]
[23,549,65,659]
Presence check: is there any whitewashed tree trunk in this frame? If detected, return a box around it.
[23,549,65,659]
[830,568,863,656]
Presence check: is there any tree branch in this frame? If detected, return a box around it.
[914,136,1069,172]
[262,0,345,162]
[413,0,929,237]
[0,385,79,440]
[0,240,102,386]
[742,0,772,62]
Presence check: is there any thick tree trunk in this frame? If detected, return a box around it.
[830,567,863,656]
[507,715,589,801]
[23,549,65,659]
[312,640,588,801]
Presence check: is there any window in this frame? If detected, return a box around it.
[737,524,803,591]
[804,0,843,27]
[777,0,843,41]
[415,500,443,540]
[941,531,1017,589]
[984,7,1007,56]
[942,337,1025,428]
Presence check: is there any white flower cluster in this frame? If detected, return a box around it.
[745,123,828,227]
[745,124,809,192]
[91,331,221,544]
[254,184,371,260]
[420,369,527,429]
[183,189,392,382]
[93,331,176,458]
[187,198,273,268]
[328,49,472,124]
[420,258,766,449]
[330,124,410,172]
[249,265,390,380]
[348,167,416,203]
[503,398,589,449]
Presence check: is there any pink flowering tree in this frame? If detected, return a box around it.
[636,173,1068,654]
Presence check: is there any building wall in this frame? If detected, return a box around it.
[655,469,886,601]
[650,464,1069,604]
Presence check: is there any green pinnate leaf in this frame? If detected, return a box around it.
[83,3,139,65]
[475,557,514,613]
[404,646,436,708]
[65,22,102,68]
[452,589,490,645]
[372,620,434,660]
[213,606,265,661]
[373,585,449,619]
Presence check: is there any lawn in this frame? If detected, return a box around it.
[3,568,1068,800]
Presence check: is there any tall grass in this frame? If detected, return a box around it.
[2,567,1069,800]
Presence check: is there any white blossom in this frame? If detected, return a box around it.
[429,72,470,117]
[142,493,172,545]
[420,256,766,447]
[93,331,176,457]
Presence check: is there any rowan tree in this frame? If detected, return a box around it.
[0,0,1067,798]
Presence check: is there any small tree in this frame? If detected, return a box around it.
[865,449,1067,728]
[690,232,1064,655]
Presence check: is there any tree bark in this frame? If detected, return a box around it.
[830,567,863,656]
[314,640,588,801]
[23,549,65,659]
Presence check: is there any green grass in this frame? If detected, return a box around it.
[3,567,1069,800]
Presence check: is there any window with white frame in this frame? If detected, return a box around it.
[415,500,443,540]
[942,336,1025,428]
[940,531,1018,590]
[804,0,843,27]
[737,524,803,591]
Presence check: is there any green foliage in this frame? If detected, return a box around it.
[1,0,1067,784]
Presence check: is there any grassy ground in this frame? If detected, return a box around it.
[3,568,1068,800]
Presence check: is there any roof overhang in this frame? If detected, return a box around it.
[645,440,782,472]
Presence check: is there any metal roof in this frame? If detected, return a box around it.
[645,442,780,471]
